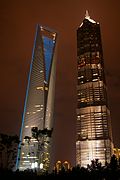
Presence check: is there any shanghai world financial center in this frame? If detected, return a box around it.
[16,25,57,171]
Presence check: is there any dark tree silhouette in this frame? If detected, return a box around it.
[31,127,53,139]
[110,154,118,169]
[0,133,19,169]
[24,136,31,144]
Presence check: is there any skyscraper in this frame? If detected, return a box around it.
[76,11,113,167]
[16,25,58,171]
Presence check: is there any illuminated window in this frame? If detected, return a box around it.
[36,109,41,112]
[96,51,100,58]
[80,75,84,78]
[35,105,40,108]
[98,64,101,69]
[36,86,43,90]
[93,73,98,76]
[44,80,47,84]
[92,79,98,82]
[45,87,48,90]
[31,125,35,128]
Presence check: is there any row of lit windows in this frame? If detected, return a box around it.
[24,117,44,124]
[77,130,108,136]
[78,46,101,55]
[78,52,100,59]
[78,72,104,84]
[78,86,106,97]
[77,59,102,68]
[78,43,100,51]
[26,108,43,115]
[77,27,100,39]
[76,105,110,114]
[78,34,99,41]
[77,100,107,108]
[77,130,108,134]
[76,126,108,131]
[77,40,100,50]
[78,65,103,75]
[77,124,108,130]
[77,113,108,118]
[76,132,109,140]
[77,123,107,129]
[77,87,107,103]
[36,86,48,90]
[77,115,108,121]
[76,133,109,140]
[77,126,108,132]
[78,66,103,75]
[77,80,104,89]
[77,113,109,125]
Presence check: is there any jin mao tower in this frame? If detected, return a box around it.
[76,11,113,167]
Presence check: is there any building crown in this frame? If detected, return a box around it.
[84,10,96,23]
[85,10,90,19]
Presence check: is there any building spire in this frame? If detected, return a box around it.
[85,10,90,19]
[79,10,97,27]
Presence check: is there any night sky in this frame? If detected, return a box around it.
[0,0,120,167]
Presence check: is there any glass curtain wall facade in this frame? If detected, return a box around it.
[76,12,113,167]
[16,25,57,171]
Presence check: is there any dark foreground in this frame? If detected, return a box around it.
[0,165,120,180]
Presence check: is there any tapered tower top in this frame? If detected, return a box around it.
[79,10,98,27]
[85,10,90,19]
[84,10,96,23]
